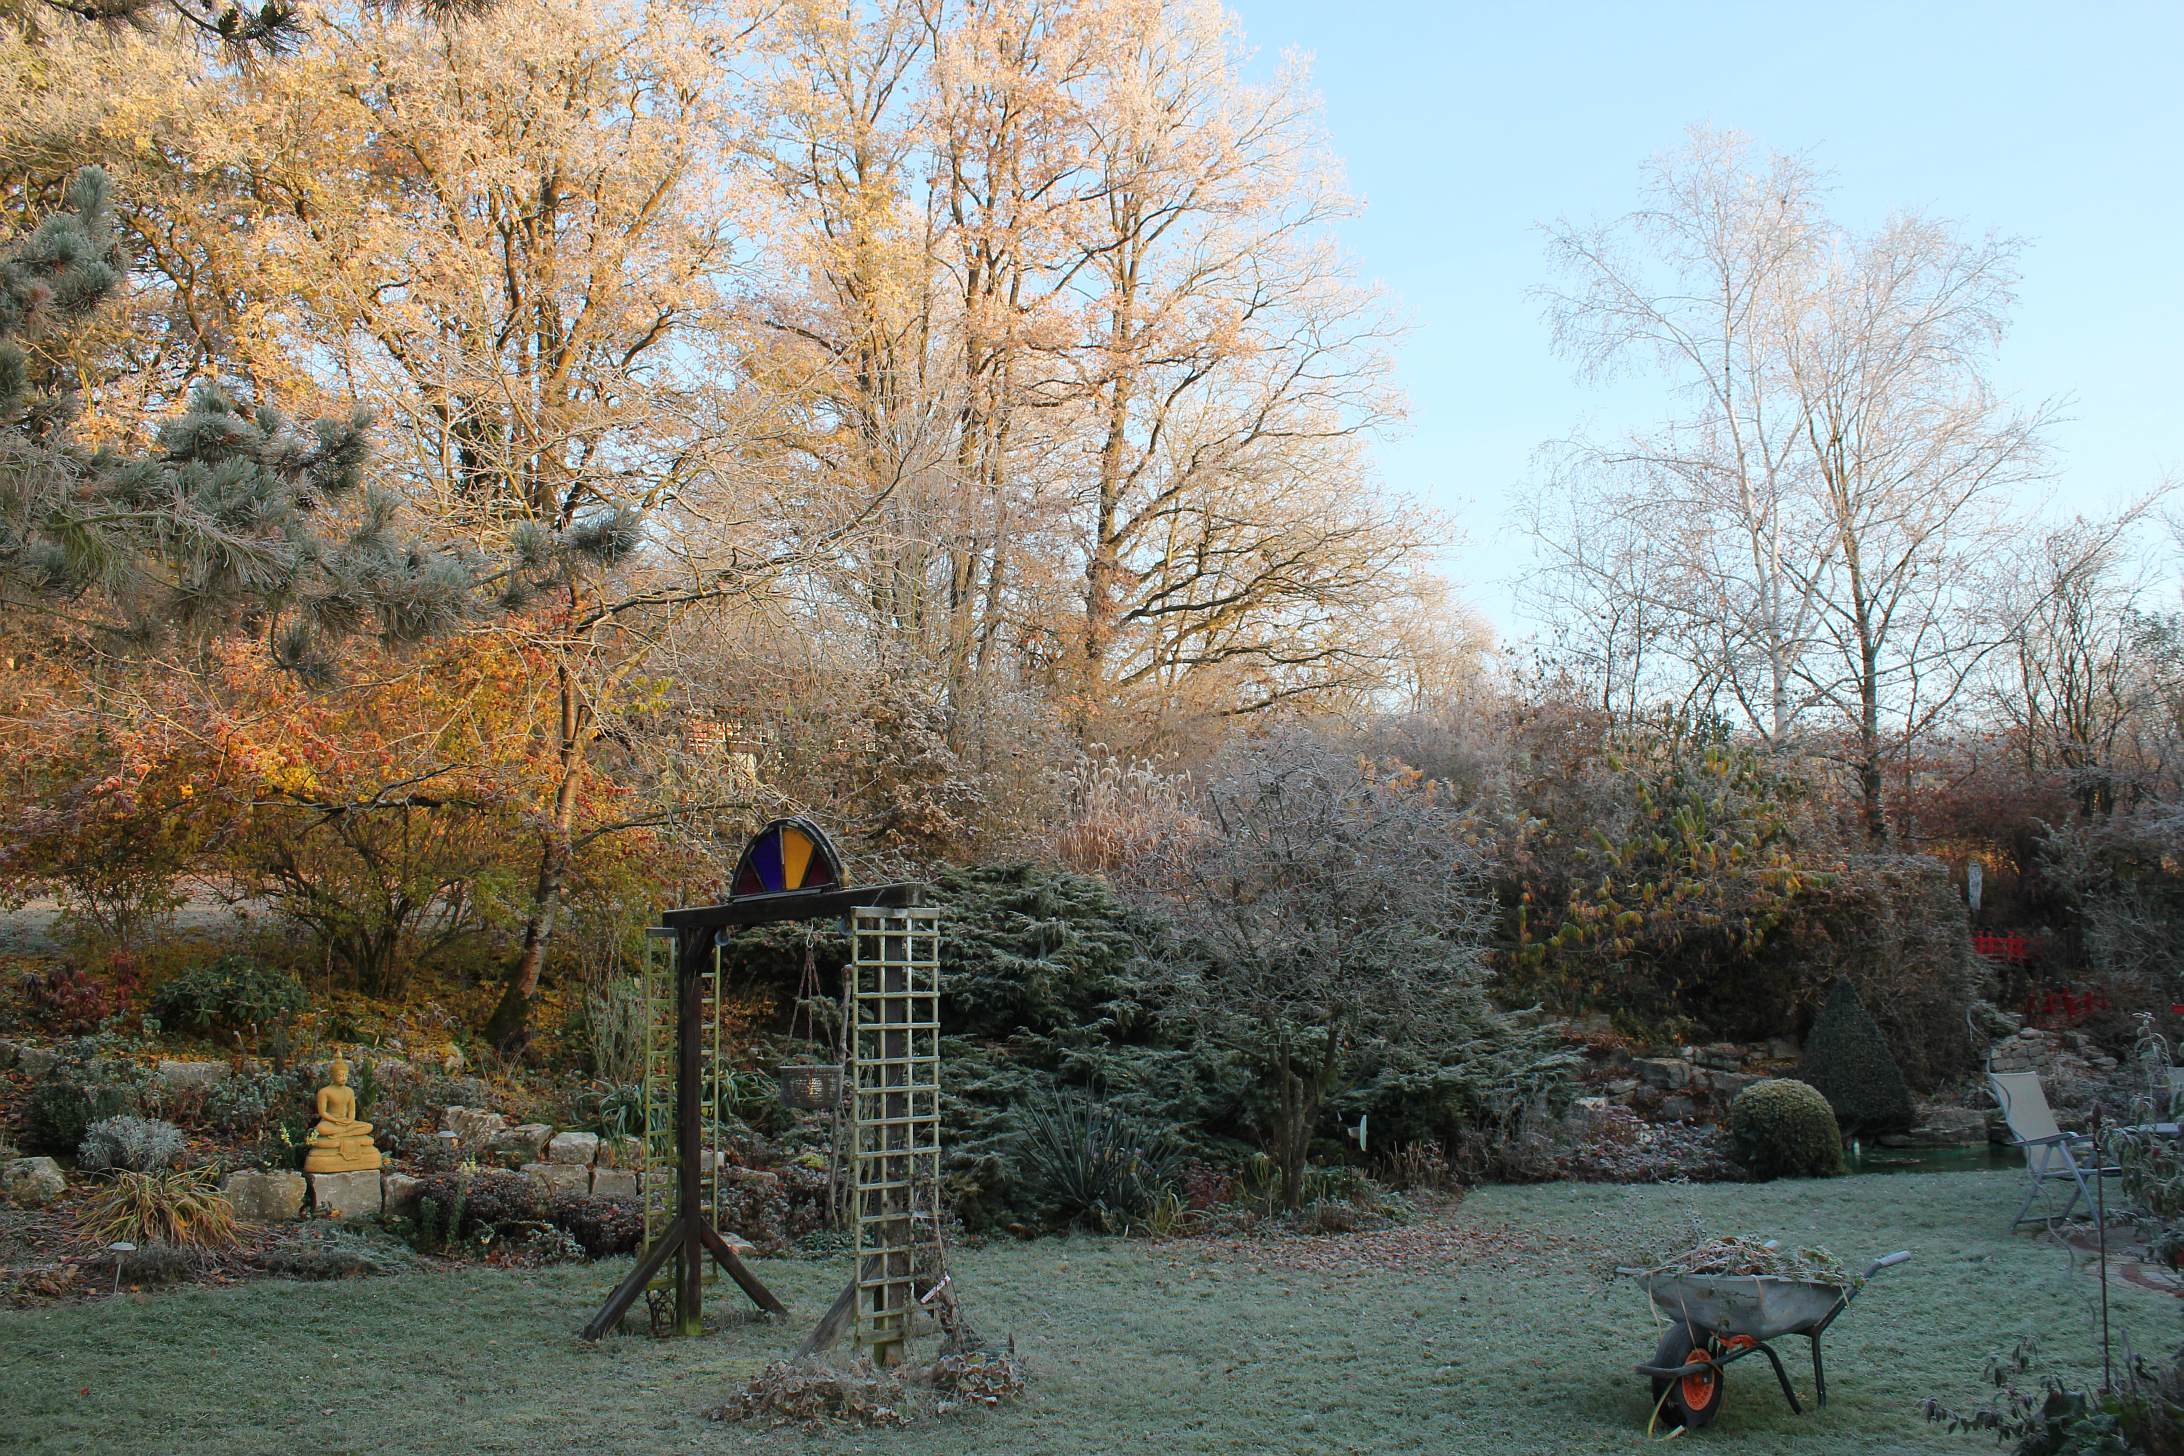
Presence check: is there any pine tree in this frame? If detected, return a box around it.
[1798,976,1917,1136]
[0,168,636,676]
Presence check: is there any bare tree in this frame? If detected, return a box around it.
[1532,130,2056,836]
[1132,729,1499,1211]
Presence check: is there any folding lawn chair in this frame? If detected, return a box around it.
[1989,1070,2120,1229]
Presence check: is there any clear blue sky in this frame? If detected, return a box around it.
[1233,0,2184,636]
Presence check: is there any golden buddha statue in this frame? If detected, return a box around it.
[304,1051,381,1174]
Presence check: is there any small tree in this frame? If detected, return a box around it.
[1135,730,1503,1211]
[1798,977,1916,1135]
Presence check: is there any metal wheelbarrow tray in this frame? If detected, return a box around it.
[1625,1250,1910,1430]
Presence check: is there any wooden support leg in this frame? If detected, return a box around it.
[578,1217,686,1342]
[698,1221,787,1316]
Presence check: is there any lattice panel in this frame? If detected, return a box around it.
[639,928,721,1296]
[848,906,941,1364]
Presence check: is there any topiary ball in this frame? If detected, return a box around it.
[1727,1078,1846,1180]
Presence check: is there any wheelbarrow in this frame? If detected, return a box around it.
[1622,1249,1911,1431]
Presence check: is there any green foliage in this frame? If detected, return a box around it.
[1925,1338,2182,1455]
[1800,977,1917,1135]
[1014,1091,1182,1231]
[1726,1078,1846,1180]
[922,863,1244,1233]
[78,1115,186,1174]
[148,955,307,1045]
[1507,737,1820,1038]
[21,1039,146,1153]
[0,170,641,673]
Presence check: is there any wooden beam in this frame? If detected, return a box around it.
[698,1222,788,1316]
[577,1216,685,1342]
[660,883,922,931]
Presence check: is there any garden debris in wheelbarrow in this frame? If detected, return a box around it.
[1623,1236,1911,1434]
[1646,1235,1863,1290]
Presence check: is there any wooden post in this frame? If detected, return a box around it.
[676,925,706,1336]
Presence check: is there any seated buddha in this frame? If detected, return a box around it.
[303,1052,381,1173]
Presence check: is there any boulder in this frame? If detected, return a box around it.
[2,1156,66,1207]
[1711,1072,1764,1104]
[487,1123,553,1169]
[595,1136,643,1169]
[1635,1056,1691,1091]
[1898,1105,1994,1147]
[381,1171,423,1217]
[221,1168,307,1222]
[590,1169,640,1201]
[546,1131,599,1166]
[1696,1043,1745,1071]
[1763,1037,1800,1062]
[1658,1095,1699,1123]
[442,1106,509,1149]
[16,1045,60,1079]
[522,1162,589,1198]
[155,1059,230,1094]
[309,1169,383,1220]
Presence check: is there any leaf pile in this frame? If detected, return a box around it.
[710,1359,907,1429]
[929,1349,1026,1410]
[1647,1234,1860,1289]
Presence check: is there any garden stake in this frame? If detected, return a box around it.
[2094,1104,2111,1393]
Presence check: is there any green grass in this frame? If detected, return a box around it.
[0,1171,2161,1454]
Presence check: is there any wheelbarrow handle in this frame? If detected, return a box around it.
[1862,1250,1911,1280]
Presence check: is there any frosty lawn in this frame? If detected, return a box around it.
[1,1171,2155,1455]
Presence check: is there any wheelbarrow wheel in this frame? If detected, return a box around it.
[1649,1324,1725,1430]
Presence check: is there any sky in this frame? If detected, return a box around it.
[1229,0,2184,637]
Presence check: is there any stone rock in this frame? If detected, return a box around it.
[1658,1095,1698,1123]
[309,1169,383,1220]
[716,1231,757,1257]
[2,1156,66,1207]
[1635,1056,1691,1091]
[488,1123,553,1169]
[442,1106,509,1148]
[16,1045,60,1079]
[221,1168,306,1222]
[1696,1042,1745,1071]
[1712,1072,1764,1104]
[595,1136,643,1169]
[522,1162,589,1197]
[1901,1106,1989,1146]
[547,1130,599,1166]
[381,1171,423,1216]
[722,1165,780,1189]
[1764,1037,1799,1062]
[590,1168,640,1201]
[155,1059,230,1093]
[0,1039,19,1070]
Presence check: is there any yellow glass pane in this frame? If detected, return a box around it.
[779,826,814,890]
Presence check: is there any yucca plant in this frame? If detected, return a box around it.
[80,1168,240,1250]
[1016,1091,1181,1230]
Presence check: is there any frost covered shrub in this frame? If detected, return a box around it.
[79,1115,186,1173]
[1727,1078,1845,1180]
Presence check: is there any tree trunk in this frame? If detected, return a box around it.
[487,655,589,1052]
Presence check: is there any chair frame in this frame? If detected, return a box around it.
[1989,1070,2121,1228]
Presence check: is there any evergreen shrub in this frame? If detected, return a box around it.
[1727,1078,1846,1180]
[149,955,307,1044]
[1799,977,1917,1135]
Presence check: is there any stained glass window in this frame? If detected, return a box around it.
[730,817,844,897]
